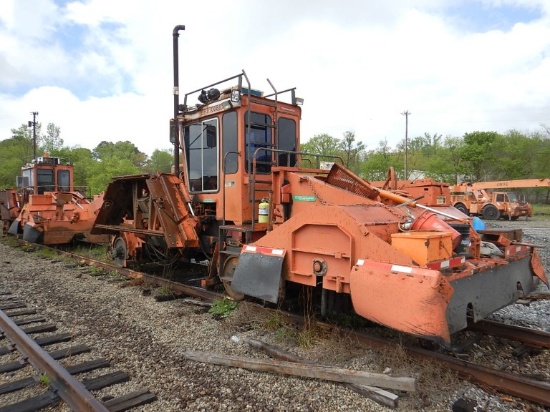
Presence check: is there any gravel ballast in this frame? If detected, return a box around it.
[0,218,549,411]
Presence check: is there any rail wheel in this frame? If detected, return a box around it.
[511,216,519,221]
[454,203,469,215]
[482,204,500,220]
[112,236,128,267]
[221,256,244,301]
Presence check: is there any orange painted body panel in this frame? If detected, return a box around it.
[0,189,21,227]
[391,231,452,266]
[369,172,451,207]
[350,260,453,342]
[255,202,413,290]
[17,192,107,244]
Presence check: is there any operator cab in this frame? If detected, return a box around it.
[17,155,74,197]
[175,71,303,226]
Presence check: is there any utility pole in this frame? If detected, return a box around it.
[28,111,39,161]
[401,110,410,179]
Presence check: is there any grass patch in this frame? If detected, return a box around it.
[263,311,285,331]
[532,203,550,216]
[89,266,105,276]
[38,248,57,259]
[73,243,109,262]
[39,372,50,386]
[209,297,238,318]
[153,285,176,301]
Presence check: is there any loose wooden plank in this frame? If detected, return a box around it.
[242,337,399,408]
[184,350,416,392]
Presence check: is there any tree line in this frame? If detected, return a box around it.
[2,122,549,202]
[302,128,550,203]
[0,123,173,195]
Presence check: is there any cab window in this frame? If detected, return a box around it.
[222,111,238,174]
[277,117,297,167]
[184,118,219,193]
[57,170,71,191]
[37,169,54,194]
[245,112,272,174]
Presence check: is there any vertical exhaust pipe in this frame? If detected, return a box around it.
[173,25,185,177]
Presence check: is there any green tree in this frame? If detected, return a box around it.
[93,141,147,168]
[86,157,140,195]
[300,133,342,167]
[361,139,400,181]
[460,131,500,181]
[9,124,37,164]
[144,149,173,174]
[0,124,38,187]
[53,146,95,191]
[339,130,365,174]
[41,123,63,153]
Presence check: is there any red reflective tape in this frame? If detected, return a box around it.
[241,245,285,257]
[504,245,530,257]
[426,256,465,270]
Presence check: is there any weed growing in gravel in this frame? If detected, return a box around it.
[0,236,19,247]
[108,270,124,280]
[89,266,105,276]
[39,372,50,386]
[39,248,56,259]
[209,298,238,318]
[263,311,285,331]
[74,244,109,262]
[153,285,177,301]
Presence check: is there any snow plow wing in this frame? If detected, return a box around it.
[350,259,454,344]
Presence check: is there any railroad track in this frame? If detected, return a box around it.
[0,291,156,411]
[6,239,550,408]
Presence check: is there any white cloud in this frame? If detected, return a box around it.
[0,0,549,157]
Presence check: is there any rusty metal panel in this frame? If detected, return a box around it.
[92,175,150,232]
[146,174,199,249]
[326,164,379,199]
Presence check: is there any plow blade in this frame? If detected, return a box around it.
[350,259,453,344]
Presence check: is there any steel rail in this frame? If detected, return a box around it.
[0,309,109,412]
[469,319,550,348]
[406,344,550,407]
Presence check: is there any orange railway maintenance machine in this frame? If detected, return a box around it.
[91,26,548,346]
[3,155,106,244]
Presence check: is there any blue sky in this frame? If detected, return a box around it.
[1,0,549,156]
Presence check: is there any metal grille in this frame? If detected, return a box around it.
[326,164,379,200]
